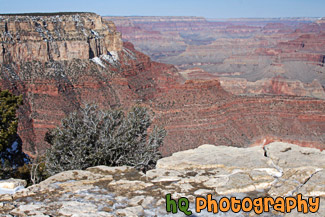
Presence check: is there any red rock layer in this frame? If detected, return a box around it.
[150,80,325,155]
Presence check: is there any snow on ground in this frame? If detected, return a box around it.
[102,51,119,65]
[109,51,119,61]
[91,57,106,68]
[90,30,99,37]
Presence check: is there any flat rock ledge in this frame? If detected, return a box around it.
[0,142,324,216]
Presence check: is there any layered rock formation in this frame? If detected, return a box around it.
[106,16,325,99]
[0,142,324,216]
[0,13,122,63]
[0,13,325,156]
[150,81,325,155]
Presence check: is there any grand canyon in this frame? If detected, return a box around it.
[0,8,324,217]
[0,13,324,156]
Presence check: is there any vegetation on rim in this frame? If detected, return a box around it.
[0,90,30,179]
[0,90,22,153]
[45,104,166,176]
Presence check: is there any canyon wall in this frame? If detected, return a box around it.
[150,80,325,155]
[0,13,324,156]
[0,13,122,63]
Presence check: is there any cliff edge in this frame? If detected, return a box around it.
[0,13,122,63]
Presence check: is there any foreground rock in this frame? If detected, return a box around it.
[0,179,27,195]
[0,142,323,216]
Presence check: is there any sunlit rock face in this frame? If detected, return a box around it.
[0,13,325,156]
[106,16,325,99]
[0,12,122,63]
[0,142,324,216]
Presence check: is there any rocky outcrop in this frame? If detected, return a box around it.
[180,68,325,99]
[0,142,324,216]
[218,77,325,99]
[0,13,122,63]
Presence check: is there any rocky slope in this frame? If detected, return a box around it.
[150,81,325,155]
[106,16,325,99]
[0,13,325,156]
[0,142,324,216]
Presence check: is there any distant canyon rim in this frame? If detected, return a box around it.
[0,13,324,156]
[106,16,325,99]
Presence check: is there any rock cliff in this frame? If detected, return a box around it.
[0,142,324,216]
[0,12,122,63]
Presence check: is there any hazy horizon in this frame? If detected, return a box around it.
[0,0,324,19]
[0,13,322,19]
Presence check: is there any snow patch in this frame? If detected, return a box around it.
[102,51,119,65]
[91,30,99,37]
[109,51,119,61]
[254,168,282,178]
[82,29,88,37]
[101,55,115,65]
[91,57,106,68]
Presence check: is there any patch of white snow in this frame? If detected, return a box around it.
[102,51,119,65]
[91,57,106,68]
[91,30,99,37]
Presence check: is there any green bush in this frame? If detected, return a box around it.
[45,104,166,176]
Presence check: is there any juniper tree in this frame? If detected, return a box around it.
[45,104,166,175]
[0,90,29,179]
[0,90,22,152]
